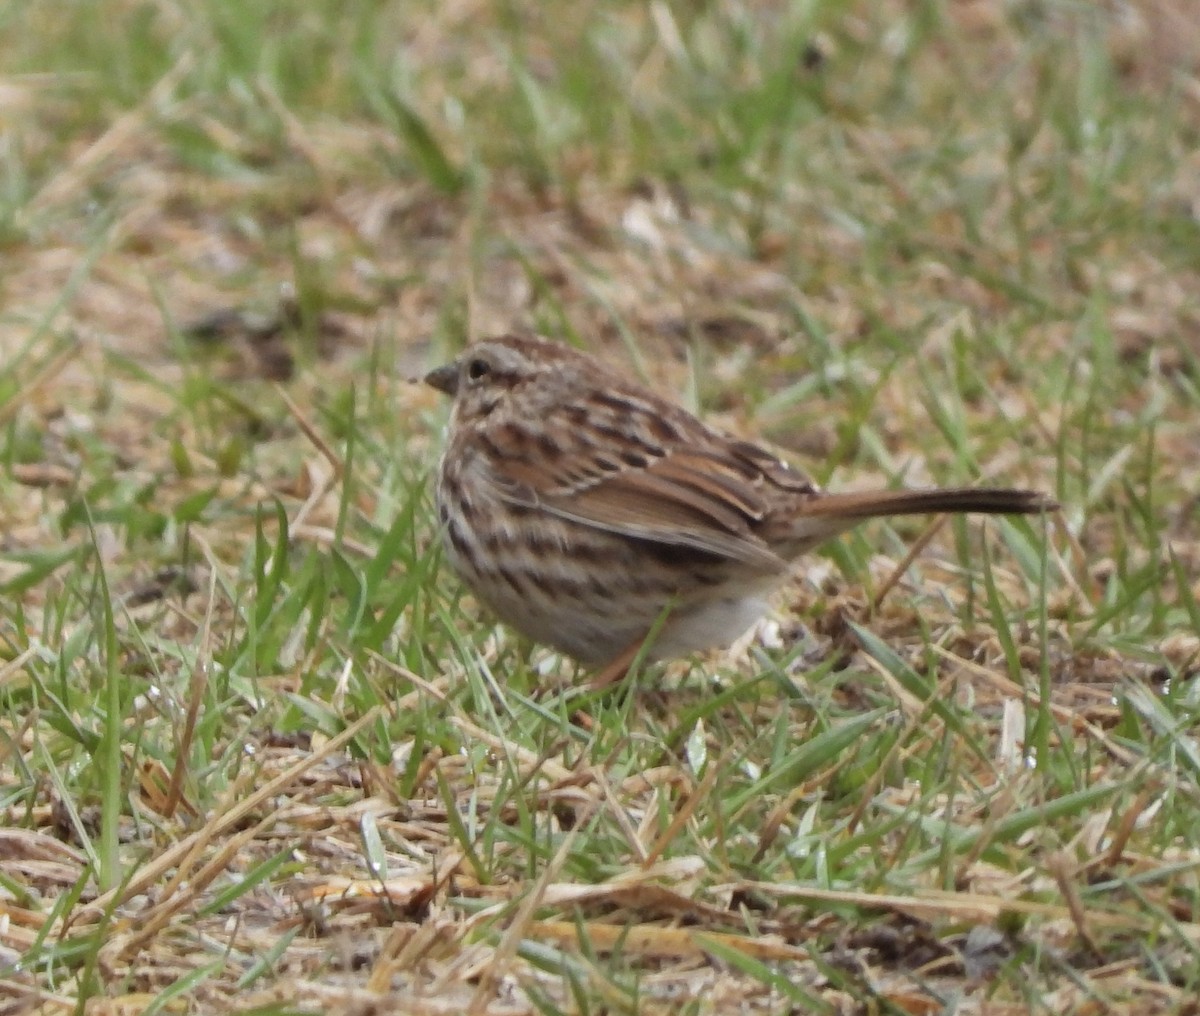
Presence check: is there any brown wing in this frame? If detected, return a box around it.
[477,407,800,572]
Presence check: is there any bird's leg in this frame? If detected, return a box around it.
[587,636,648,692]
[586,604,678,692]
[567,638,644,730]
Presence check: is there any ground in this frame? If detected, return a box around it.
[2,1,1200,1013]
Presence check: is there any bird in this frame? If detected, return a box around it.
[424,334,1055,678]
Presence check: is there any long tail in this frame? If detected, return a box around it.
[802,487,1057,519]
[783,486,1056,555]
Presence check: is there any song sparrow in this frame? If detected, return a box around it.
[425,335,1055,670]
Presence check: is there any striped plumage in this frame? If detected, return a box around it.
[426,335,1055,667]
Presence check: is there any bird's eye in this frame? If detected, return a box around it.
[466,358,491,382]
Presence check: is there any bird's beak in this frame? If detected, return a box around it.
[424,362,459,396]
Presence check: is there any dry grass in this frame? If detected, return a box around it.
[3,1,1200,1013]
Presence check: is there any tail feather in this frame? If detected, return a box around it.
[801,487,1057,519]
[780,486,1056,556]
